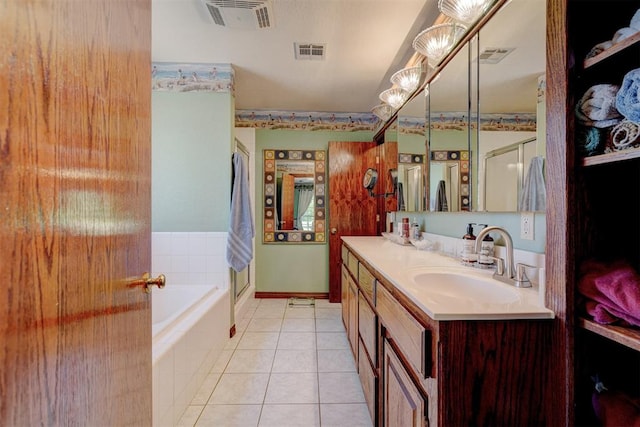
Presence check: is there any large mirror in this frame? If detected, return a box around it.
[474,0,546,211]
[397,94,426,212]
[424,0,545,212]
[263,149,326,244]
[427,40,472,211]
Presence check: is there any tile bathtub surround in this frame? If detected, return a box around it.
[176,298,373,427]
[152,232,229,288]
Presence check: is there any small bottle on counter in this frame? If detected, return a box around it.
[461,223,477,264]
[477,224,494,267]
[402,217,410,239]
[411,217,421,240]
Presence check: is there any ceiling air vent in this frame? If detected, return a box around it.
[294,43,326,60]
[203,0,274,29]
[478,47,515,64]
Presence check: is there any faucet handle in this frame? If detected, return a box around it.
[490,256,505,276]
[515,263,535,288]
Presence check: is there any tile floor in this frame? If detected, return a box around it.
[176,297,373,427]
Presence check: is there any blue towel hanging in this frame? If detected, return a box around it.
[226,153,255,272]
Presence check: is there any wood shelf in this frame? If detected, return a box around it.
[583,31,640,69]
[582,146,640,166]
[578,317,640,352]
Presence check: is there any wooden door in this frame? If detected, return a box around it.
[0,0,152,425]
[328,141,378,302]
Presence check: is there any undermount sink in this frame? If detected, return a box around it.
[408,270,520,305]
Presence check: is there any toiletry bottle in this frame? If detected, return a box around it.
[402,217,410,239]
[411,217,421,240]
[461,223,477,263]
[478,224,494,266]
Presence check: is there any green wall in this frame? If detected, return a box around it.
[152,91,233,232]
[255,129,374,294]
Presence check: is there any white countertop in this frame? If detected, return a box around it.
[342,236,555,321]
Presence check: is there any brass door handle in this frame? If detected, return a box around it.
[130,273,166,293]
[331,228,337,235]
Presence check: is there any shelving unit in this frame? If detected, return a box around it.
[568,1,640,425]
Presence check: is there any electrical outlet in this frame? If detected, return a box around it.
[520,212,534,240]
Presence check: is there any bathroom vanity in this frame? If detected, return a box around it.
[341,236,554,426]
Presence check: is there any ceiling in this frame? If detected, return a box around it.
[152,0,438,114]
[151,0,546,117]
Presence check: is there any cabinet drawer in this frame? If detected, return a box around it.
[358,293,377,367]
[358,263,376,304]
[358,339,377,425]
[377,284,428,378]
[347,252,359,277]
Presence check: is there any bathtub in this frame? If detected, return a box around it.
[152,285,230,427]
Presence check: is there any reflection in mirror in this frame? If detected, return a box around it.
[427,41,471,211]
[397,93,426,212]
[482,137,537,211]
[429,150,469,211]
[263,150,326,244]
[475,0,546,211]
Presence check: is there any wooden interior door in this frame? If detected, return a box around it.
[0,0,152,424]
[281,173,295,229]
[328,141,378,302]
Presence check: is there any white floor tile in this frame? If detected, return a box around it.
[264,373,319,404]
[271,349,317,373]
[259,404,321,426]
[196,404,261,427]
[317,349,357,372]
[246,317,283,332]
[210,350,234,373]
[316,318,345,332]
[318,372,366,404]
[225,349,276,373]
[315,308,342,319]
[237,332,280,350]
[281,318,315,332]
[316,332,350,350]
[284,307,316,319]
[320,403,373,427]
[277,332,316,350]
[209,373,270,404]
[253,305,286,319]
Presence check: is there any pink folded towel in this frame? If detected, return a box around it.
[578,260,640,327]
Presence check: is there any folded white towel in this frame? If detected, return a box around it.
[612,27,639,44]
[575,84,622,128]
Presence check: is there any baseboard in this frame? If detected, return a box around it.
[254,291,329,299]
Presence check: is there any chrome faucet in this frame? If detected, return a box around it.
[474,226,531,288]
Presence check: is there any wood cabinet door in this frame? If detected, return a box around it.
[328,141,378,302]
[384,340,427,427]
[0,0,152,424]
[341,265,349,328]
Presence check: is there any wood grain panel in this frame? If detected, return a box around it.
[545,0,573,425]
[437,320,553,426]
[358,293,377,367]
[377,284,427,379]
[379,140,398,234]
[0,0,152,425]
[358,339,377,425]
[280,173,295,229]
[328,141,377,302]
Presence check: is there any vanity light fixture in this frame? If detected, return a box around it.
[372,103,394,121]
[438,0,494,25]
[412,23,467,67]
[379,87,409,109]
[390,65,422,93]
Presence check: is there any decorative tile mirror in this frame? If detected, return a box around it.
[263,149,326,244]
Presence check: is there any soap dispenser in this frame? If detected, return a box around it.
[461,223,477,263]
[477,224,494,267]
